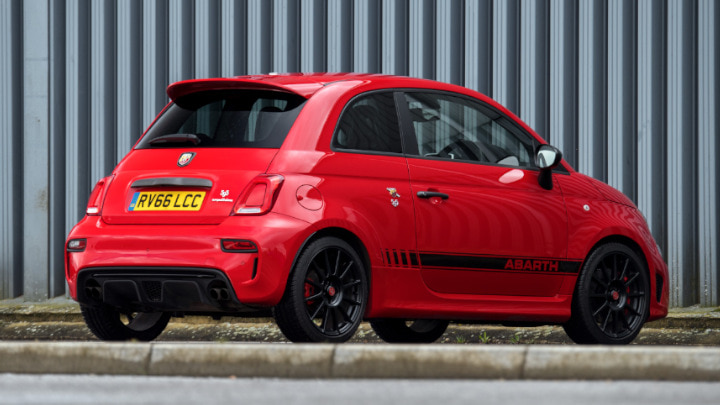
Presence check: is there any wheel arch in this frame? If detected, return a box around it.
[288,226,373,286]
[577,234,658,309]
[584,235,650,275]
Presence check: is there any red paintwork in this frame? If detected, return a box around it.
[65,73,668,324]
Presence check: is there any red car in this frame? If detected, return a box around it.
[65,73,668,344]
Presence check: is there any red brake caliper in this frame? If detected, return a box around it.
[304,281,315,306]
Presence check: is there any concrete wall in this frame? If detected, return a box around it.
[0,0,717,306]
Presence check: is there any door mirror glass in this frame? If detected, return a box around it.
[535,145,562,170]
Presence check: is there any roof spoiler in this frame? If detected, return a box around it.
[167,77,321,100]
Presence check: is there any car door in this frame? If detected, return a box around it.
[399,91,571,297]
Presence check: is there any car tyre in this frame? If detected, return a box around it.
[563,243,650,345]
[274,236,368,343]
[80,305,170,341]
[370,319,449,343]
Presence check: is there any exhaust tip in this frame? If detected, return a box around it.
[209,287,231,302]
[85,285,102,300]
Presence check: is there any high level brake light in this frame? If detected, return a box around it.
[232,174,284,215]
[86,176,113,216]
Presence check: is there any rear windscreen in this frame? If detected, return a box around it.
[136,90,306,149]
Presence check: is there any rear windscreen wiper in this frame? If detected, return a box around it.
[148,133,201,146]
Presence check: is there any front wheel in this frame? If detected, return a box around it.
[563,243,650,344]
[370,319,449,343]
[80,305,170,341]
[274,237,368,343]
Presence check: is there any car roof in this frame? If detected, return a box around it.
[166,73,463,100]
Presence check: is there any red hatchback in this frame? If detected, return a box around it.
[65,73,668,344]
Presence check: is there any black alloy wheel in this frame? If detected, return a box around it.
[564,243,650,344]
[80,305,170,341]
[274,237,368,343]
[370,319,449,343]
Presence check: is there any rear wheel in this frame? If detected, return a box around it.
[274,237,368,343]
[80,305,170,341]
[563,243,650,344]
[370,319,449,343]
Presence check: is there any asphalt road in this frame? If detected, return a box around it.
[1,374,720,405]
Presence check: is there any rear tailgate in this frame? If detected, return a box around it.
[101,148,277,225]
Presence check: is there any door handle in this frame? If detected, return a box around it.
[417,191,449,200]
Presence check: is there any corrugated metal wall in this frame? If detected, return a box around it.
[0,0,717,306]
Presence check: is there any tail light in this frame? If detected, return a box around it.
[66,238,87,252]
[221,239,258,252]
[86,176,113,216]
[232,174,284,215]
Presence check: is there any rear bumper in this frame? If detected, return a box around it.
[77,267,255,313]
[65,213,312,309]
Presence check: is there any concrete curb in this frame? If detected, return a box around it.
[1,342,719,381]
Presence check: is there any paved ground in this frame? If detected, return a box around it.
[1,297,719,345]
[1,298,719,381]
[2,375,720,405]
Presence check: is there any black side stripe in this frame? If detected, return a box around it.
[418,253,581,274]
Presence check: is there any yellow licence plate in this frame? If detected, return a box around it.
[129,191,206,211]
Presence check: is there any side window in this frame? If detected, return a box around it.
[333,92,403,154]
[403,92,536,167]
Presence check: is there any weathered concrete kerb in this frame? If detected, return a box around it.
[1,342,720,381]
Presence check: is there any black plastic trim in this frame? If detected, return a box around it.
[131,177,212,188]
[76,267,255,313]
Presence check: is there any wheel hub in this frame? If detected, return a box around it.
[606,281,627,310]
[324,279,343,306]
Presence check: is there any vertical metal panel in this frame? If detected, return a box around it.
[142,0,168,130]
[301,0,326,72]
[195,0,220,78]
[220,0,247,76]
[169,0,194,83]
[381,0,407,76]
[327,0,352,72]
[64,0,90,239]
[464,0,492,95]
[636,0,667,255]
[117,0,142,156]
[549,0,578,166]
[492,0,520,114]
[435,0,463,85]
[697,0,718,306]
[90,0,116,182]
[667,0,698,307]
[23,0,51,300]
[248,0,271,74]
[354,0,372,72]
[353,0,380,73]
[49,0,67,296]
[273,0,300,73]
[409,0,435,79]
[0,0,23,299]
[577,0,607,181]
[607,0,637,201]
[520,0,549,139]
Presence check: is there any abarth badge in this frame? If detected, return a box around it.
[386,187,401,198]
[177,152,196,167]
[387,187,401,207]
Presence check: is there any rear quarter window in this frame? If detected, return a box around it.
[136,90,306,149]
[332,92,403,154]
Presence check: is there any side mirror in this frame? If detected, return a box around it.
[535,145,562,190]
[535,144,562,170]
